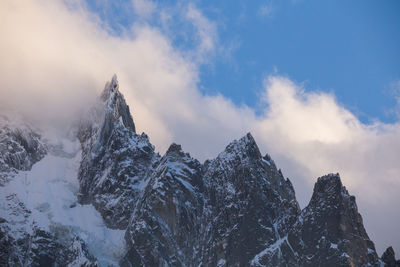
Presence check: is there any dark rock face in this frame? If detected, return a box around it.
[200,133,300,267]
[123,143,204,266]
[0,115,46,185]
[77,75,158,229]
[285,174,380,267]
[120,133,301,267]
[382,247,400,267]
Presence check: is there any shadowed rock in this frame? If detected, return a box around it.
[286,174,380,267]
[382,247,400,267]
[77,75,157,229]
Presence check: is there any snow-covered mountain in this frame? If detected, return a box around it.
[1,76,399,266]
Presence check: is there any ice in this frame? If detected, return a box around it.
[0,139,125,266]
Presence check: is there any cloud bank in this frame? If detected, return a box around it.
[1,0,399,255]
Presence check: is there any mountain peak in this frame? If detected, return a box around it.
[240,132,256,145]
[382,246,400,267]
[312,173,349,200]
[103,74,119,95]
[221,132,261,161]
[98,74,135,133]
[100,74,123,107]
[166,143,183,154]
[111,74,118,89]
[76,77,154,228]
[292,172,381,266]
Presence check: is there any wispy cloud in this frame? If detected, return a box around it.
[390,80,400,119]
[185,4,218,62]
[258,2,274,18]
[132,0,156,18]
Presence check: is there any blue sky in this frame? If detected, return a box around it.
[87,0,400,123]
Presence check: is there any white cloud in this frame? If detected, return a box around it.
[0,0,399,256]
[259,3,274,18]
[391,80,400,119]
[132,0,156,18]
[185,4,218,62]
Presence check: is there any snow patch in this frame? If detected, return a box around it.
[0,142,125,266]
[262,158,271,166]
[330,243,338,249]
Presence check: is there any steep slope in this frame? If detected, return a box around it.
[78,75,158,229]
[381,247,400,267]
[121,133,301,267]
[287,174,380,267]
[201,133,300,266]
[123,144,204,266]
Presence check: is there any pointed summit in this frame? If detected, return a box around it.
[310,173,348,205]
[99,74,135,134]
[77,77,155,228]
[101,74,119,100]
[166,143,183,154]
[239,132,257,147]
[111,73,118,89]
[382,247,400,267]
[288,173,380,266]
[221,132,262,161]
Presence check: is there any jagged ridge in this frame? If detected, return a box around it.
[77,76,397,266]
[1,76,399,266]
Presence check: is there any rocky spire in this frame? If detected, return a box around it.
[382,247,400,267]
[219,132,262,161]
[201,133,300,266]
[77,75,155,229]
[288,173,380,267]
[100,74,135,135]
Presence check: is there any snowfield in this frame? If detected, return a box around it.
[0,139,125,266]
